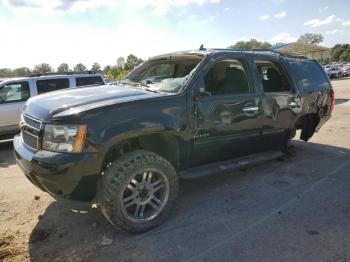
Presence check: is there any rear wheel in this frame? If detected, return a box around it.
[97,150,178,233]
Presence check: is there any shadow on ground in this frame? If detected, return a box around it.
[335,98,349,105]
[28,141,350,262]
[331,76,350,81]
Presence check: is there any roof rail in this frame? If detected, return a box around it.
[253,48,308,59]
[252,48,281,54]
[213,48,251,52]
[30,71,98,77]
[213,47,308,59]
[212,48,281,54]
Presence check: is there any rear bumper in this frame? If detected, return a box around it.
[14,134,101,202]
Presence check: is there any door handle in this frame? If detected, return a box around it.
[242,106,259,112]
[287,101,298,108]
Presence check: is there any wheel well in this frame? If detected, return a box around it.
[294,113,320,142]
[102,134,181,171]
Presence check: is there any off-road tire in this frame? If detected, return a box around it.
[97,150,178,233]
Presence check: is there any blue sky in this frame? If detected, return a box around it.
[0,0,349,69]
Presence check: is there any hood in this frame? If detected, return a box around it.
[24,84,162,120]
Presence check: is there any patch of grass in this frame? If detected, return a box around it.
[0,235,18,260]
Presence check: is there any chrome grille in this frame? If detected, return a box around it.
[21,114,42,151]
[23,115,42,130]
[21,130,38,151]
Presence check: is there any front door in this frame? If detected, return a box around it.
[0,81,31,135]
[190,55,263,166]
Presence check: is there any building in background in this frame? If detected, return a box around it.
[271,42,331,64]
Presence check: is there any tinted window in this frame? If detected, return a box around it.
[285,59,331,93]
[36,79,69,95]
[76,76,104,87]
[254,60,291,92]
[0,81,30,104]
[204,59,252,95]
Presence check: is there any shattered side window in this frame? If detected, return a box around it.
[285,59,331,93]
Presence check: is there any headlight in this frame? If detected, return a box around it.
[42,124,86,153]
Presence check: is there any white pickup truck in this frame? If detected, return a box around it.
[0,72,106,139]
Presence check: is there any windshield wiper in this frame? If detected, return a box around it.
[118,79,148,88]
[120,79,160,93]
[143,87,158,93]
[135,81,160,93]
[136,81,150,88]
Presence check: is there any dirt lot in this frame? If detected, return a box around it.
[1,78,350,262]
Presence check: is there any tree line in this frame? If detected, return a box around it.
[229,33,349,63]
[0,54,144,80]
[331,44,350,62]
[229,33,324,49]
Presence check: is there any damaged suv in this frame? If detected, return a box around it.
[14,48,334,232]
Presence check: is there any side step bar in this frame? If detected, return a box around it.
[178,150,283,179]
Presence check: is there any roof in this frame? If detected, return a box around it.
[271,42,330,56]
[0,73,103,84]
[150,46,318,60]
[150,48,304,60]
[30,71,101,77]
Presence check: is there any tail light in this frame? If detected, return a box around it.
[330,88,335,114]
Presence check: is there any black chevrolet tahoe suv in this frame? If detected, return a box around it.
[14,49,334,232]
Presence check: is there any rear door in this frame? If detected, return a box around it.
[190,53,263,166]
[0,80,31,134]
[252,57,300,149]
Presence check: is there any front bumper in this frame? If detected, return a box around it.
[14,134,101,202]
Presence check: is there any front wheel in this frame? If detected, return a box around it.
[97,150,178,233]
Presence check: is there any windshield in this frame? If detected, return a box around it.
[120,54,203,93]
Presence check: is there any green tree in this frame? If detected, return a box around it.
[106,66,129,80]
[12,67,31,77]
[57,63,69,72]
[345,45,350,62]
[229,39,272,49]
[117,57,125,68]
[0,68,12,78]
[124,54,144,71]
[74,63,87,72]
[297,33,324,45]
[331,44,343,61]
[338,45,350,62]
[103,65,112,74]
[33,63,53,74]
[340,52,349,62]
[331,44,350,62]
[91,62,101,72]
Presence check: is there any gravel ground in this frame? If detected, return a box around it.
[0,78,350,262]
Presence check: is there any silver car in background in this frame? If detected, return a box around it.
[341,66,350,77]
[0,72,106,139]
[324,65,342,79]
